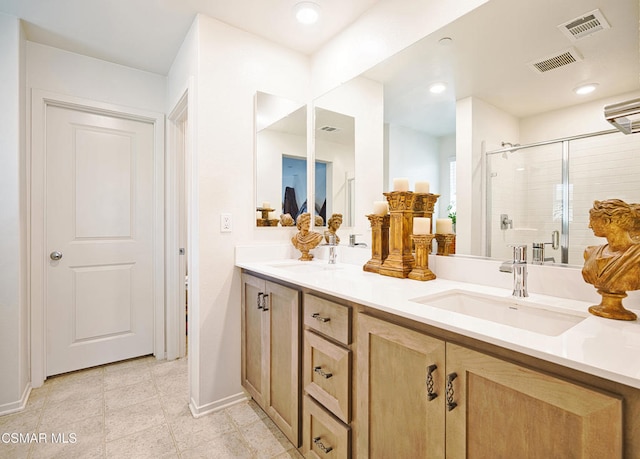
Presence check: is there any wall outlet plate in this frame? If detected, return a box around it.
[221,213,232,232]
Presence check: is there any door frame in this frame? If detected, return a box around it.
[166,87,191,361]
[29,89,166,386]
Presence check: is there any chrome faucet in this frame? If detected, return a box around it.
[500,244,528,297]
[328,234,338,264]
[348,234,367,248]
[531,230,560,265]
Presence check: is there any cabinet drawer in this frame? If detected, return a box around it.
[304,330,351,423]
[303,396,350,459]
[304,294,351,345]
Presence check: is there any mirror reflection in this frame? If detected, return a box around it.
[255,92,306,227]
[314,107,355,227]
[362,0,639,262]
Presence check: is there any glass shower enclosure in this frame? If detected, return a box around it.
[486,129,640,265]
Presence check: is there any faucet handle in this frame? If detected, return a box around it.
[510,244,527,263]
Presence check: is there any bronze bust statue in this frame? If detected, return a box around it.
[324,213,343,244]
[582,199,640,320]
[291,212,323,261]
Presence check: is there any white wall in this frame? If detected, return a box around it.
[456,97,519,256]
[387,125,440,190]
[0,12,28,414]
[28,43,166,113]
[438,133,456,218]
[168,14,311,414]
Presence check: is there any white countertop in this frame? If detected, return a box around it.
[236,256,640,390]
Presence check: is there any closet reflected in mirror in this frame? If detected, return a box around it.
[255,92,306,227]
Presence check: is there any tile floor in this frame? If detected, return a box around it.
[0,356,301,459]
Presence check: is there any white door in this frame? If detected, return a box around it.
[45,104,156,376]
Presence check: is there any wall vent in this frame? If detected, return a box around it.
[528,47,583,73]
[558,9,611,41]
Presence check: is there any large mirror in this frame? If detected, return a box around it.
[312,107,355,227]
[312,77,385,233]
[255,92,307,227]
[360,0,639,263]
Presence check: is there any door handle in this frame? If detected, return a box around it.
[50,251,63,261]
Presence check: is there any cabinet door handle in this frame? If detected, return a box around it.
[314,366,333,379]
[446,372,458,411]
[311,312,330,323]
[313,436,333,454]
[262,293,269,311]
[257,292,264,310]
[426,364,438,401]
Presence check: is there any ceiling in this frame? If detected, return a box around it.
[364,0,640,137]
[0,0,381,75]
[2,0,637,139]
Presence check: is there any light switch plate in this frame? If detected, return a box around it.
[221,213,232,232]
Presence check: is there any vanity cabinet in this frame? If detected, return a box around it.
[301,293,353,458]
[357,313,623,458]
[241,273,301,446]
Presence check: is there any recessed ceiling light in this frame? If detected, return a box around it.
[294,2,320,25]
[574,83,598,95]
[429,82,447,94]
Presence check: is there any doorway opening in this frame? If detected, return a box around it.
[167,90,190,360]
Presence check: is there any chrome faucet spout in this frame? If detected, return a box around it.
[328,234,337,264]
[501,245,528,297]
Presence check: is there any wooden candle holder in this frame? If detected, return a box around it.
[409,234,436,281]
[256,207,279,227]
[379,192,416,278]
[364,214,390,273]
[435,234,456,256]
[413,193,440,219]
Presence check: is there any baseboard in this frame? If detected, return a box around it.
[0,383,31,416]
[188,391,249,418]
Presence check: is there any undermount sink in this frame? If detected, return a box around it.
[411,290,588,336]
[267,261,342,274]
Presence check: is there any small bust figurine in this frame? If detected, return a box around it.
[280,213,295,227]
[324,213,343,244]
[582,199,640,320]
[291,213,324,261]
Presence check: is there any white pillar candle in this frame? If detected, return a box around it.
[436,218,453,234]
[415,181,430,193]
[373,201,389,215]
[413,217,431,235]
[262,201,270,209]
[393,177,410,192]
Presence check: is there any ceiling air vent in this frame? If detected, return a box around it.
[558,9,611,41]
[528,47,583,73]
[319,125,340,132]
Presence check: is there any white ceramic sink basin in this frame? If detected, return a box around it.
[411,290,588,336]
[267,261,342,274]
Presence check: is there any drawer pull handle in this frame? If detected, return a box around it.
[313,436,333,454]
[261,294,269,311]
[257,292,264,310]
[446,372,458,411]
[312,313,330,323]
[314,366,333,379]
[426,364,438,401]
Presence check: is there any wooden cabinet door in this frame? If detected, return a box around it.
[241,273,267,407]
[265,280,301,446]
[445,343,623,459]
[357,314,446,459]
